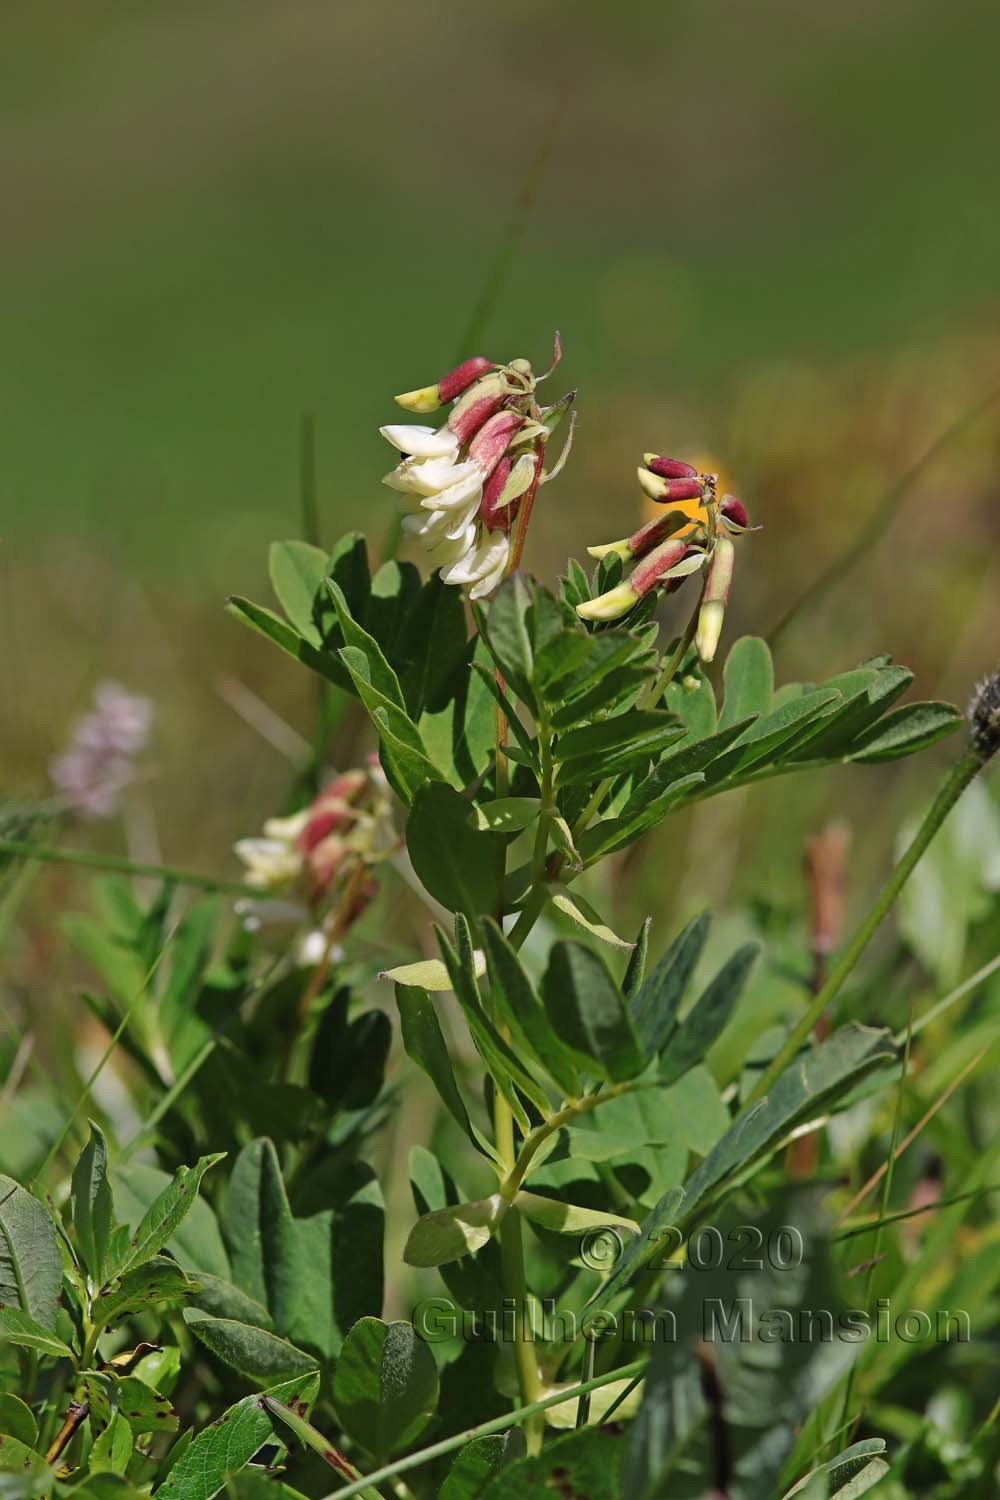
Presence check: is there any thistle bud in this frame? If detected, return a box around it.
[695,537,735,663]
[637,467,705,504]
[719,495,749,529]
[969,668,1000,761]
[447,372,510,443]
[395,356,494,412]
[643,453,699,481]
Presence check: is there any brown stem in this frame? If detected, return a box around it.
[45,1401,89,1466]
[696,1344,730,1499]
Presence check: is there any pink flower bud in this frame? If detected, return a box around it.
[480,457,513,532]
[637,467,706,504]
[630,537,691,596]
[696,538,736,663]
[468,409,523,476]
[438,356,494,403]
[719,495,749,528]
[448,393,502,445]
[625,511,693,560]
[306,834,350,904]
[299,804,352,851]
[323,769,369,804]
[644,453,699,481]
[447,372,509,443]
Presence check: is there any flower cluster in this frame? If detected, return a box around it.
[381,350,572,600]
[577,453,752,661]
[235,761,394,914]
[49,681,153,819]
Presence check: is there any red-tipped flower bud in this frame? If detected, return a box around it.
[637,467,706,504]
[447,372,510,444]
[630,537,692,597]
[468,409,523,475]
[626,510,696,559]
[719,495,749,529]
[480,457,512,532]
[395,356,494,413]
[576,537,703,621]
[438,356,494,403]
[644,453,699,481]
[696,537,736,663]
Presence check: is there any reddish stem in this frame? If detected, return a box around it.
[506,444,545,576]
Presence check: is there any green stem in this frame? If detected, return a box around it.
[834,1003,916,1448]
[0,837,252,897]
[318,1358,648,1500]
[499,1207,544,1455]
[501,1079,661,1200]
[643,587,704,712]
[746,744,986,1106]
[489,700,554,1447]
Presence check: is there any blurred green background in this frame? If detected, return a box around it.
[3,0,1000,925]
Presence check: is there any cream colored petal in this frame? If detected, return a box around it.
[380,423,459,459]
[419,468,483,512]
[385,456,477,496]
[441,532,509,587]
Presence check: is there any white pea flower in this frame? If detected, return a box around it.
[233,837,304,891]
[380,424,460,460]
[381,359,536,601]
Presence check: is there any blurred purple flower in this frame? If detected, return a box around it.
[49,681,152,819]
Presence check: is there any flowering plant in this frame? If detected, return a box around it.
[2,340,997,1500]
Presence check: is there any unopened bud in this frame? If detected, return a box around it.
[577,538,700,623]
[393,384,441,413]
[969,668,1000,761]
[643,453,699,481]
[630,537,694,595]
[324,769,369,804]
[447,372,510,444]
[576,580,640,622]
[719,495,749,529]
[480,451,535,532]
[696,538,735,662]
[587,504,708,564]
[438,356,494,403]
[586,538,632,562]
[306,834,350,904]
[395,356,494,413]
[637,467,705,504]
[479,458,511,532]
[468,409,523,475]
